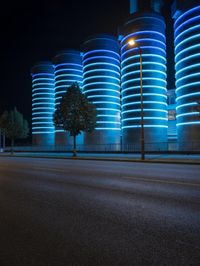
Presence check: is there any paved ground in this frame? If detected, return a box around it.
[0,157,200,265]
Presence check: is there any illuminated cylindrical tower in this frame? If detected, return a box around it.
[31,61,55,146]
[173,1,200,151]
[120,11,168,151]
[82,35,121,149]
[53,50,83,146]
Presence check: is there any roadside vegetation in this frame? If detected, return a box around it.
[53,82,96,157]
[0,107,29,154]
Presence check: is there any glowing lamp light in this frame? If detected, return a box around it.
[128,39,136,46]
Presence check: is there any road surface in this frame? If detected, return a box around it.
[0,157,199,265]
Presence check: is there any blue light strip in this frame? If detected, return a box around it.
[175,34,200,51]
[122,109,168,115]
[174,6,200,28]
[175,15,200,36]
[32,92,54,97]
[97,108,119,112]
[175,24,200,44]
[83,62,120,71]
[176,92,200,101]
[32,112,54,115]
[32,103,54,107]
[32,73,54,78]
[177,121,200,126]
[55,90,67,95]
[83,49,120,58]
[121,30,166,44]
[32,122,53,125]
[176,102,198,110]
[121,46,166,56]
[55,79,82,85]
[32,107,55,110]
[33,83,54,88]
[121,54,166,65]
[84,75,120,82]
[32,127,54,129]
[33,132,54,134]
[121,38,166,51]
[175,53,200,68]
[122,125,168,129]
[32,88,54,92]
[122,61,166,72]
[92,101,120,106]
[96,121,121,124]
[88,95,120,100]
[55,83,82,90]
[122,101,167,108]
[55,63,82,68]
[32,117,53,120]
[176,73,200,86]
[55,98,62,102]
[176,112,199,118]
[32,97,54,102]
[121,85,167,94]
[84,88,120,94]
[123,93,167,100]
[54,69,82,74]
[123,117,167,121]
[97,114,119,118]
[83,68,120,77]
[32,78,54,82]
[83,56,120,64]
[176,63,200,76]
[122,69,166,79]
[55,129,65,133]
[83,82,120,88]
[122,77,167,86]
[95,128,121,130]
[55,74,82,79]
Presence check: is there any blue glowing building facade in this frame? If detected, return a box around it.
[31,0,200,151]
[172,0,200,151]
[82,35,121,147]
[120,9,168,150]
[53,50,83,146]
[31,62,55,146]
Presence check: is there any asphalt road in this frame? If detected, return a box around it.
[0,157,200,266]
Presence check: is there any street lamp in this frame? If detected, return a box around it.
[128,38,145,160]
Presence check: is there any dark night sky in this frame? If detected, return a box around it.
[0,0,173,124]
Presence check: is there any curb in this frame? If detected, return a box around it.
[1,153,200,165]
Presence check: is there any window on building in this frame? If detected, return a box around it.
[168,110,176,120]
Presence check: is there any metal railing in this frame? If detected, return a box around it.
[2,141,200,153]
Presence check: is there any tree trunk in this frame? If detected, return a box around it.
[73,135,77,157]
[11,138,14,155]
[3,131,5,150]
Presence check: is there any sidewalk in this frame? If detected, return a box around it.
[0,151,200,165]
